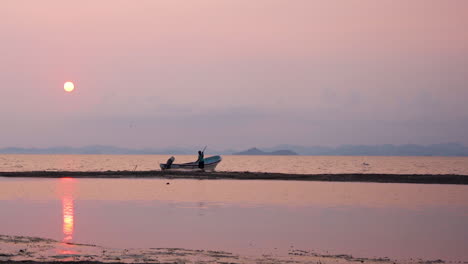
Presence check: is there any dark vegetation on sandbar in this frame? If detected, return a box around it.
[0,262,126,264]
[0,171,467,184]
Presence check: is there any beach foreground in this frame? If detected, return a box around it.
[0,235,449,264]
[0,170,467,184]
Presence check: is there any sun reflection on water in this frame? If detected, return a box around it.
[62,196,74,241]
[60,178,75,242]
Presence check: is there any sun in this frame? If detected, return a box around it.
[64,82,75,92]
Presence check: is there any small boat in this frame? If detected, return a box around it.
[160,155,222,171]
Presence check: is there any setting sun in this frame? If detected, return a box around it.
[64,81,75,92]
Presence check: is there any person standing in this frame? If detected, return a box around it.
[197,150,205,170]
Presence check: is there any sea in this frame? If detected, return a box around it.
[1,154,468,174]
[0,154,467,261]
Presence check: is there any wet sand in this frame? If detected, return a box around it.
[0,170,467,184]
[0,235,452,264]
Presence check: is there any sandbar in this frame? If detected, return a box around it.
[0,170,467,184]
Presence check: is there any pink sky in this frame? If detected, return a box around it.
[1,0,467,148]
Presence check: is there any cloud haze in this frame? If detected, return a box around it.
[1,0,467,149]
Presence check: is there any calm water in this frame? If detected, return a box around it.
[0,177,467,261]
[1,154,468,174]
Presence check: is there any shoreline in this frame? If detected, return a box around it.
[0,170,467,184]
[0,234,455,264]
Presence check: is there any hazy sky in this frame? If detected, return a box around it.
[1,0,467,149]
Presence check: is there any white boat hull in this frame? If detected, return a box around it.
[160,155,222,172]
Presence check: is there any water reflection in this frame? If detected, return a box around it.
[59,178,75,242]
[0,178,468,260]
[62,196,74,241]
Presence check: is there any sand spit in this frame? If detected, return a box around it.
[0,234,454,264]
[0,170,467,184]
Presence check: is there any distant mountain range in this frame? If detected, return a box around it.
[233,148,298,156]
[262,143,468,157]
[0,145,193,155]
[0,143,467,156]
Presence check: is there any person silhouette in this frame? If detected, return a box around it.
[165,156,175,169]
[197,150,205,170]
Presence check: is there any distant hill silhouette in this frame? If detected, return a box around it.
[0,143,467,156]
[0,145,192,155]
[264,143,468,156]
[233,148,298,156]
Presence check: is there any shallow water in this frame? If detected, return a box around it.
[0,178,467,261]
[1,154,468,175]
